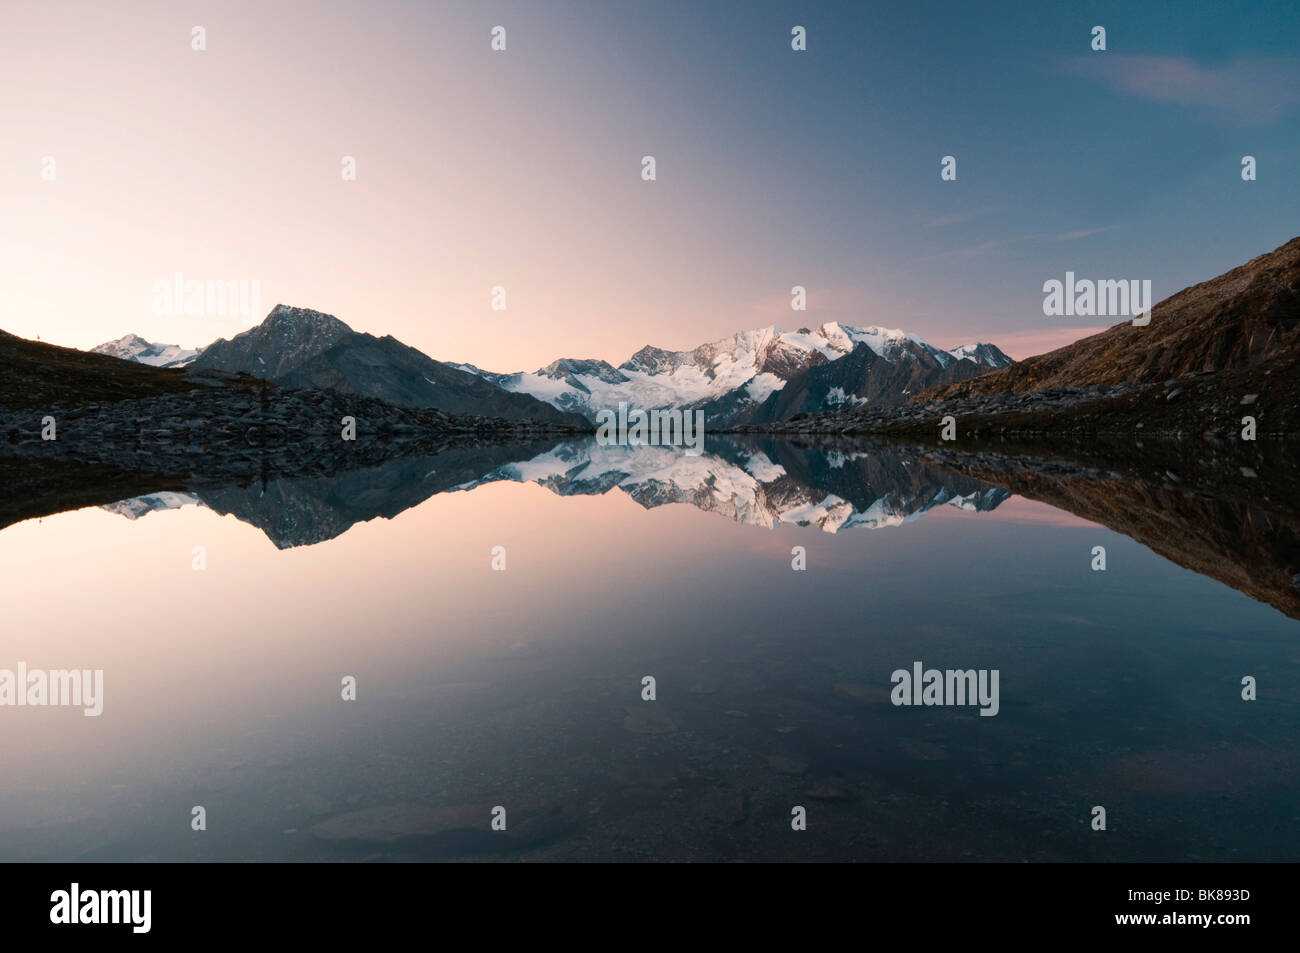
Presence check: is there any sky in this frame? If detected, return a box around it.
[1,0,1297,367]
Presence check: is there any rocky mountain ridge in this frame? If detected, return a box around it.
[191,305,588,428]
[458,323,1012,427]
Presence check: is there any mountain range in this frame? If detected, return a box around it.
[92,309,1011,429]
[185,305,589,427]
[751,235,1300,438]
[450,437,1010,533]
[92,436,1010,546]
[455,324,1011,427]
[50,235,1300,438]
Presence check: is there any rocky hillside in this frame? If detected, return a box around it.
[929,235,1300,400]
[1,329,197,410]
[754,236,1300,438]
[194,304,588,428]
[2,328,584,500]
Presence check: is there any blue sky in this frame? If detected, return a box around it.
[3,0,1296,364]
[564,0,1300,355]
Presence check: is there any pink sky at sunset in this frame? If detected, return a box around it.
[0,1,1217,373]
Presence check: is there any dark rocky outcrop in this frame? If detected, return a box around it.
[193,304,589,428]
[748,338,1001,423]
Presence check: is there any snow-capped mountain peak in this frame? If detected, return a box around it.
[457,321,1013,426]
[945,342,1014,369]
[537,358,629,386]
[90,334,202,368]
[100,492,201,519]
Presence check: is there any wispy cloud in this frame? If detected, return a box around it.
[1053,227,1115,241]
[922,205,1002,228]
[905,226,1119,265]
[1057,55,1300,124]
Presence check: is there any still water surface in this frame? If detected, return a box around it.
[1,438,1296,860]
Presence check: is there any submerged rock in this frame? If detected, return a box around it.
[805,781,856,801]
[623,705,678,734]
[766,755,809,775]
[310,801,572,853]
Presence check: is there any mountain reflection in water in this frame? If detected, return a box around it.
[94,437,1011,547]
[1,436,1297,862]
[79,436,1300,624]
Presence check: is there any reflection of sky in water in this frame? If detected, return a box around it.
[1,441,1296,861]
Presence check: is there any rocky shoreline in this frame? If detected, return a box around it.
[1,372,585,485]
[735,382,1138,436]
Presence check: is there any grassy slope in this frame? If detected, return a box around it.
[0,329,200,411]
